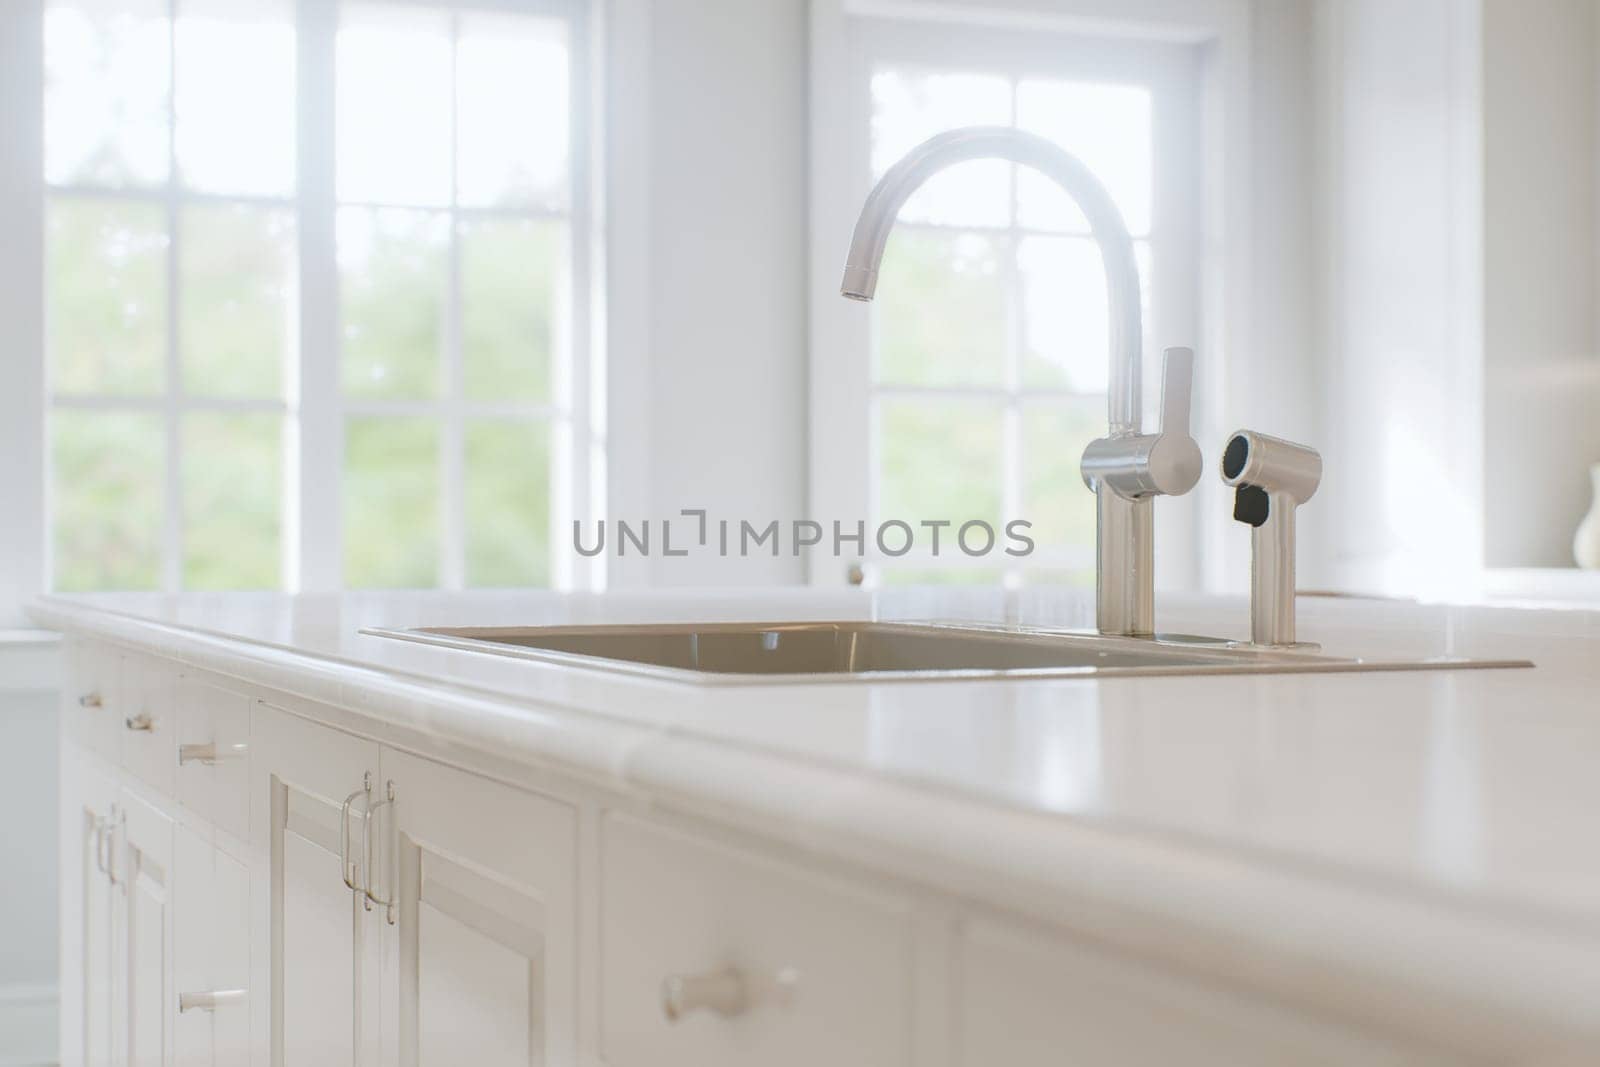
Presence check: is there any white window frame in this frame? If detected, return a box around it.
[23,0,601,597]
[808,0,1254,592]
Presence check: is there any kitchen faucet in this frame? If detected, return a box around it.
[840,127,1201,636]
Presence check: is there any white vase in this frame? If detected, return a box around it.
[1574,463,1600,569]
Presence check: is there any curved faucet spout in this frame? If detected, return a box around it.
[839,126,1144,436]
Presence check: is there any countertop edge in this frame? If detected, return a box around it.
[28,596,1600,1055]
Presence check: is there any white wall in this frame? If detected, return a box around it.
[0,1,45,628]
[605,0,810,588]
[0,638,60,1066]
[1313,0,1484,597]
[1482,0,1600,568]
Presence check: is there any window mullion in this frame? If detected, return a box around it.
[441,11,466,591]
[294,0,342,593]
[162,0,182,593]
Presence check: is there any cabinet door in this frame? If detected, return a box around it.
[121,790,175,1067]
[253,704,381,1067]
[174,827,213,1067]
[60,751,118,1067]
[173,831,252,1067]
[377,747,577,1067]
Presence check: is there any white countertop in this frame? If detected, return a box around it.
[28,586,1600,1049]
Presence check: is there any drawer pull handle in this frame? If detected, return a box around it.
[180,741,247,766]
[78,692,103,709]
[125,713,155,733]
[662,969,749,1021]
[178,989,246,1013]
[179,743,215,765]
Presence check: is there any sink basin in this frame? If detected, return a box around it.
[361,621,1532,684]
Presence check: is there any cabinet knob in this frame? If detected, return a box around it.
[661,967,798,1023]
[662,969,747,1021]
[78,692,103,709]
[125,713,155,732]
[178,989,246,1013]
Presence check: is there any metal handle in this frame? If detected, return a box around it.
[124,712,154,732]
[339,775,369,894]
[662,970,748,1022]
[1157,345,1194,439]
[179,741,247,766]
[661,967,799,1023]
[363,780,396,923]
[178,743,216,766]
[78,692,103,709]
[101,807,122,886]
[91,816,107,876]
[178,989,246,1013]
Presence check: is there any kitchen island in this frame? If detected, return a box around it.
[31,588,1600,1066]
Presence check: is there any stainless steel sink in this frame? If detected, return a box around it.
[362,621,1532,684]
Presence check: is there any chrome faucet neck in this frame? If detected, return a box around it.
[840,126,1145,437]
[840,127,1199,636]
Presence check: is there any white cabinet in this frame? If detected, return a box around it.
[56,636,1482,1067]
[120,790,175,1067]
[252,704,579,1067]
[174,828,250,1067]
[60,752,119,1067]
[253,703,381,1067]
[176,678,251,842]
[956,916,1455,1067]
[121,655,177,799]
[599,813,915,1067]
[378,747,578,1067]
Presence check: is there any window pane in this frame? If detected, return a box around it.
[1021,401,1101,554]
[339,208,448,399]
[456,13,569,209]
[44,0,170,187]
[1018,235,1107,392]
[337,4,452,206]
[871,69,1011,228]
[877,398,1002,526]
[182,412,282,589]
[1016,80,1152,235]
[464,420,550,587]
[175,0,296,196]
[48,196,167,396]
[51,410,164,591]
[181,204,295,398]
[875,230,1006,388]
[344,417,440,588]
[461,219,563,404]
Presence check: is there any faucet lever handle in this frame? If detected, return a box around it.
[1158,346,1194,440]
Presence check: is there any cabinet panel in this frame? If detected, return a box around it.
[254,703,381,1067]
[61,751,119,1067]
[957,916,1454,1067]
[379,746,577,1067]
[213,849,251,1065]
[122,654,177,798]
[122,791,174,1067]
[600,813,914,1067]
[177,677,251,841]
[64,638,120,761]
[174,827,212,1067]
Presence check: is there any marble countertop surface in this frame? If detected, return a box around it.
[28,586,1600,1049]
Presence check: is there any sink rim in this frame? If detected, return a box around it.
[359,619,1534,686]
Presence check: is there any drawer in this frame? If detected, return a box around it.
[175,828,250,1067]
[176,678,251,841]
[63,638,120,761]
[601,813,913,1067]
[120,653,177,798]
[957,916,1454,1066]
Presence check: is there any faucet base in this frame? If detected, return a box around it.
[1095,490,1154,637]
